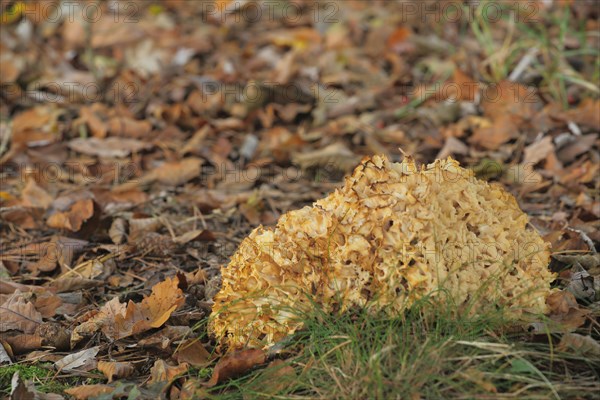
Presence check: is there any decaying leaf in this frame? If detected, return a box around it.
[557,333,600,357]
[546,290,589,331]
[211,155,555,348]
[46,198,95,232]
[149,359,189,383]
[68,137,151,158]
[65,384,114,400]
[98,360,135,383]
[0,291,43,334]
[113,157,202,192]
[55,346,99,372]
[174,339,212,367]
[205,348,266,387]
[21,178,53,209]
[71,276,184,343]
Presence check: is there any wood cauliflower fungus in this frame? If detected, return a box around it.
[210,155,555,349]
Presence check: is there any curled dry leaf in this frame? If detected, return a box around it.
[557,333,600,357]
[98,360,135,383]
[71,277,184,343]
[65,384,114,400]
[211,155,554,348]
[55,346,99,372]
[109,217,128,244]
[546,290,589,331]
[0,291,42,334]
[46,198,95,232]
[174,339,212,367]
[113,157,202,192]
[21,178,53,209]
[68,137,151,158]
[149,359,189,384]
[205,348,266,387]
[253,359,297,395]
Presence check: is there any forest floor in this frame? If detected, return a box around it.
[0,1,599,399]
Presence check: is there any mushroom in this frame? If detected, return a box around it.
[210,155,555,349]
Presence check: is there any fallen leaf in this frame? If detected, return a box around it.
[206,349,266,387]
[78,104,108,138]
[292,142,360,173]
[556,134,598,163]
[437,137,469,159]
[110,276,185,339]
[3,334,43,354]
[46,198,95,232]
[1,342,12,364]
[173,229,215,245]
[109,218,128,244]
[175,339,212,367]
[70,297,126,346]
[55,346,99,372]
[114,158,202,192]
[149,359,189,383]
[21,179,53,209]
[137,326,192,349]
[523,136,554,166]
[557,333,600,356]
[0,291,42,334]
[107,116,152,138]
[72,277,184,343]
[11,106,58,148]
[68,137,151,158]
[546,290,589,331]
[65,385,114,400]
[252,359,297,395]
[558,98,600,130]
[98,361,135,383]
[470,114,518,150]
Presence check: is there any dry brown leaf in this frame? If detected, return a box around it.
[481,81,541,121]
[556,134,598,163]
[470,114,518,150]
[546,290,589,331]
[254,359,297,395]
[557,333,600,356]
[558,98,600,130]
[114,158,202,192]
[55,346,99,372]
[65,384,114,400]
[137,326,192,349]
[33,292,62,318]
[97,360,135,383]
[78,104,108,138]
[292,142,360,172]
[175,339,212,367]
[21,179,53,209]
[173,229,216,245]
[108,217,128,245]
[2,333,43,354]
[96,277,184,340]
[523,136,554,166]
[68,137,151,158]
[46,198,95,232]
[149,359,189,383]
[107,116,152,138]
[70,297,126,346]
[152,158,203,185]
[206,349,266,387]
[11,106,58,148]
[0,291,42,334]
